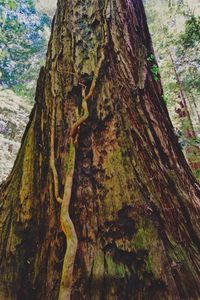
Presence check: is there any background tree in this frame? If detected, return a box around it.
[0,0,200,299]
[144,0,200,179]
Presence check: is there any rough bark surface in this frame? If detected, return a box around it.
[0,0,200,299]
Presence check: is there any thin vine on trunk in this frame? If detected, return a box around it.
[50,3,109,298]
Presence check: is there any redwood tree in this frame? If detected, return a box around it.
[0,0,200,299]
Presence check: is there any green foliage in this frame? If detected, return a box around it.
[147,54,160,80]
[162,94,168,105]
[0,0,51,99]
[147,54,155,62]
[195,169,200,181]
[180,15,200,48]
[176,14,200,97]
[150,64,159,81]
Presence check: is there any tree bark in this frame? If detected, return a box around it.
[0,1,200,299]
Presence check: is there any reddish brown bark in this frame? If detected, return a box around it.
[0,1,200,299]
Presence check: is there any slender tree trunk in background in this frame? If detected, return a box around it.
[169,51,196,138]
[169,52,200,173]
[179,58,200,124]
[0,1,200,299]
[189,92,200,124]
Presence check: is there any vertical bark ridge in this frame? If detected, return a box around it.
[0,0,200,299]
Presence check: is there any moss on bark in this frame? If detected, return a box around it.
[0,0,200,299]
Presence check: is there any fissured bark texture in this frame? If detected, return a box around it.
[0,0,200,299]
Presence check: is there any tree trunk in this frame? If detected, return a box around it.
[0,1,200,299]
[169,52,196,139]
[169,52,200,175]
